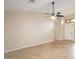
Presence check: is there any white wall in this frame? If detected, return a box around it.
[54,18,64,40]
[4,12,54,53]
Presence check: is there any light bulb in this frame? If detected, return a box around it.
[51,16,56,20]
[61,20,64,24]
[71,19,75,22]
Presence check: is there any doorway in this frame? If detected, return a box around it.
[64,21,75,41]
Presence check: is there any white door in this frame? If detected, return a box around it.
[64,22,75,41]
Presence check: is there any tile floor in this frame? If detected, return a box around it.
[5,40,75,59]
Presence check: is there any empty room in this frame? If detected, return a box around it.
[4,0,75,59]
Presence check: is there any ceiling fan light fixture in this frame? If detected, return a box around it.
[61,20,64,24]
[51,15,56,20]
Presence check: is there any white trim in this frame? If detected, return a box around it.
[5,40,54,53]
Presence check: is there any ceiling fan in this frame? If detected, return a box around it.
[29,0,35,3]
[45,2,64,19]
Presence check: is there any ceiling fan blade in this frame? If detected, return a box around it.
[56,15,64,17]
[44,13,51,15]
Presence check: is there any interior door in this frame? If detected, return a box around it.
[64,22,75,41]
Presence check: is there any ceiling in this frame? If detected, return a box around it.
[4,0,75,16]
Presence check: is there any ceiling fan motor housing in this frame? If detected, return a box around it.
[57,12,61,14]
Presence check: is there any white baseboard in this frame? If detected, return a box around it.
[5,40,54,53]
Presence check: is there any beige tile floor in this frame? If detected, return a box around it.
[5,40,75,59]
